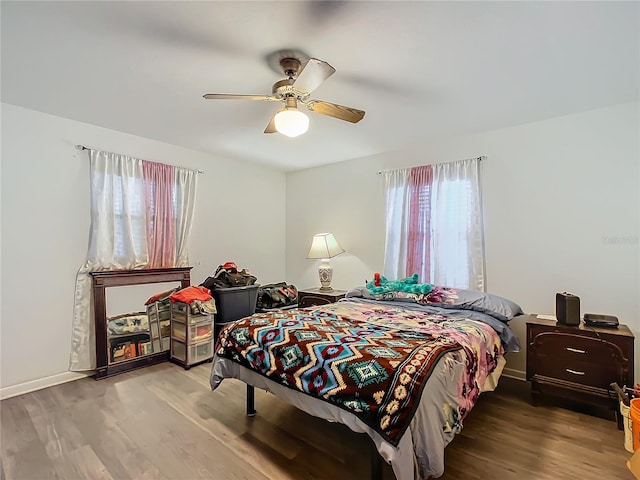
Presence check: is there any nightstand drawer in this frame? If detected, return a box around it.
[299,294,333,307]
[530,332,626,388]
[298,289,346,308]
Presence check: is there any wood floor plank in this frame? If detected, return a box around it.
[21,388,88,461]
[441,382,634,480]
[145,369,305,479]
[66,398,165,480]
[1,362,635,480]
[50,444,113,480]
[118,376,269,480]
[1,397,61,480]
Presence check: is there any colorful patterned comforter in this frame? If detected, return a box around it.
[215,299,503,446]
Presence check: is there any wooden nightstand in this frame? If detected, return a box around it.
[526,315,634,428]
[297,288,347,307]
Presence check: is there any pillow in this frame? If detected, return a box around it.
[345,285,523,323]
[420,286,523,323]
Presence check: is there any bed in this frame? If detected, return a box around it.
[210,285,522,480]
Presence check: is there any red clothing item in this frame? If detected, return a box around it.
[169,286,212,304]
[145,287,179,305]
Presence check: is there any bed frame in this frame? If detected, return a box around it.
[244,384,384,480]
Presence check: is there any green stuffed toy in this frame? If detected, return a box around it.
[365,272,433,295]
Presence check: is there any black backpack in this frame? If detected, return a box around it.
[257,283,298,310]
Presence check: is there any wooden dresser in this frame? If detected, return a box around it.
[526,315,634,428]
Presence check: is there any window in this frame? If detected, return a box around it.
[111,173,146,260]
[430,178,474,288]
[383,158,485,290]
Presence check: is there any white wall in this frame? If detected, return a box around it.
[286,102,640,380]
[0,103,286,395]
[2,101,637,395]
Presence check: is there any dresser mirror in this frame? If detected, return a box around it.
[91,268,192,379]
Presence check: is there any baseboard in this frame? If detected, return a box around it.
[1,371,91,400]
[502,367,526,381]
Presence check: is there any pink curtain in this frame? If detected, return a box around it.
[406,165,433,281]
[142,160,175,268]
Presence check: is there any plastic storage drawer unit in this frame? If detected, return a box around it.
[170,301,215,369]
[171,339,214,367]
[170,301,214,324]
[171,320,213,343]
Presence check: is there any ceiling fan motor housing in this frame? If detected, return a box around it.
[280,58,301,78]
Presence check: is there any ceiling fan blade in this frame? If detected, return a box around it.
[203,94,277,101]
[293,58,336,94]
[306,100,365,123]
[264,116,277,134]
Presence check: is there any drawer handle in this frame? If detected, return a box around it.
[566,369,585,376]
[565,347,586,354]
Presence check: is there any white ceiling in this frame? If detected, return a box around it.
[2,1,638,172]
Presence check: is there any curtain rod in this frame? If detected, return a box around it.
[376,155,486,175]
[75,144,205,174]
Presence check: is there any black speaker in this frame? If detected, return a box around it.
[556,292,580,326]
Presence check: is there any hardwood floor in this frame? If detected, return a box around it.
[1,362,634,479]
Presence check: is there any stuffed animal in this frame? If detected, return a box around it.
[365,273,388,294]
[365,273,433,295]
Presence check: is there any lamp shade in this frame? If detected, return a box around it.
[306,233,345,259]
[274,108,309,137]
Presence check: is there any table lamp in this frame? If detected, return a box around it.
[306,233,344,291]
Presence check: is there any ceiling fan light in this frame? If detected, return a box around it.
[274,108,309,137]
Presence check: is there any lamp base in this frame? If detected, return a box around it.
[318,259,333,291]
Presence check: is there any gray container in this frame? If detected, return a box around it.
[212,284,259,324]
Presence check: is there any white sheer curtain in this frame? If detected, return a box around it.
[382,158,485,291]
[70,149,198,372]
[430,159,485,291]
[175,168,198,267]
[382,168,411,279]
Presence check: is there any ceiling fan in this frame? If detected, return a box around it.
[203,55,365,137]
